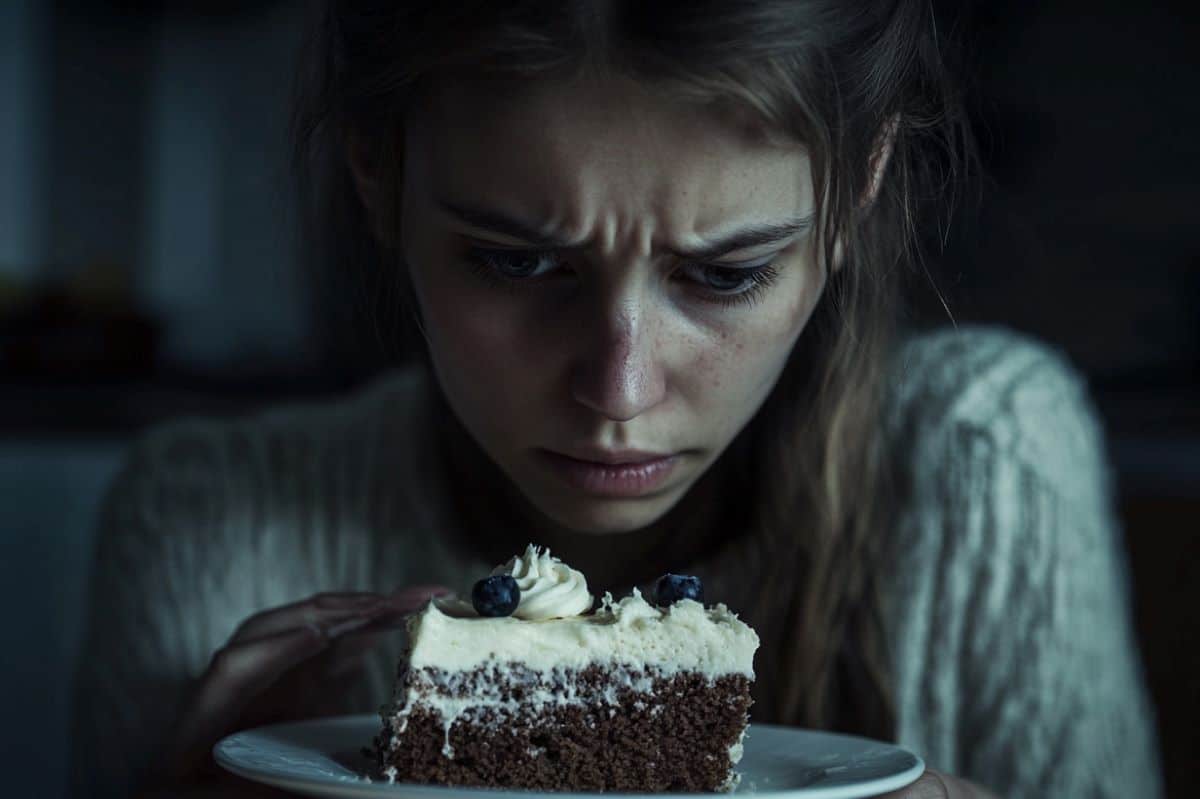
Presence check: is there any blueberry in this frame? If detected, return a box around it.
[655,573,703,606]
[472,575,521,617]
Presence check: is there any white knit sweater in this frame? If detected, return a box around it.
[67,324,1164,797]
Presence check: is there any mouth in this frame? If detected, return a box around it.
[535,449,681,497]
[549,445,676,465]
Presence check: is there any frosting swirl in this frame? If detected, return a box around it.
[493,544,594,620]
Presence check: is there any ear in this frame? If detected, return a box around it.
[831,113,900,273]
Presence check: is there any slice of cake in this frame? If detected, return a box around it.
[374,544,759,792]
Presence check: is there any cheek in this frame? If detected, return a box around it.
[411,244,512,361]
[690,265,821,393]
[686,330,744,392]
[416,266,548,427]
[430,286,511,360]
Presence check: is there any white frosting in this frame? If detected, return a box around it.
[407,588,758,675]
[493,543,594,620]
[432,544,595,620]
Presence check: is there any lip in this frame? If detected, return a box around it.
[556,446,674,465]
[537,449,680,497]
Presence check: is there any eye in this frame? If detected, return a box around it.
[678,261,783,309]
[464,247,783,309]
[466,248,562,282]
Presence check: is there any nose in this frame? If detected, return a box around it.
[569,301,666,422]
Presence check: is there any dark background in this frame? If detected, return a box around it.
[1,1,1196,796]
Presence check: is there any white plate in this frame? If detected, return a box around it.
[215,714,924,798]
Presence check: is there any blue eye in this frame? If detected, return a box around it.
[464,247,783,309]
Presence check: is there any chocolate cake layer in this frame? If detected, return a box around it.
[376,665,752,791]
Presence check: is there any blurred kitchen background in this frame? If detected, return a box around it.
[1,0,1197,796]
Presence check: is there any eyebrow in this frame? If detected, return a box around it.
[436,198,813,262]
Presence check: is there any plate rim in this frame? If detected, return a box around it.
[215,714,925,798]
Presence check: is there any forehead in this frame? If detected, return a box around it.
[405,74,811,235]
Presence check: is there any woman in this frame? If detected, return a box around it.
[68,1,1163,797]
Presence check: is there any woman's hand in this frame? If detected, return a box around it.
[874,769,1000,799]
[144,585,451,793]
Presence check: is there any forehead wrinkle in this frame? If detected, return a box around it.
[602,206,661,250]
[544,106,730,260]
[560,160,706,266]
[424,77,809,262]
[541,162,659,264]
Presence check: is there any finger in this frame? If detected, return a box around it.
[164,624,332,779]
[287,614,398,681]
[235,587,449,642]
[326,627,391,673]
[309,603,414,645]
[285,612,399,680]
[212,623,331,705]
[256,651,368,723]
[232,592,386,642]
[312,591,388,609]
[237,631,376,728]
[309,608,418,686]
[343,604,415,634]
[318,606,416,676]
[385,584,455,613]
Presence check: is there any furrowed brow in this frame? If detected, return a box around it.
[438,197,812,260]
[437,199,579,248]
[667,215,814,261]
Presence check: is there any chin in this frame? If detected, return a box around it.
[533,492,676,536]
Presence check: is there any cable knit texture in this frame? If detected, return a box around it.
[67,324,1164,797]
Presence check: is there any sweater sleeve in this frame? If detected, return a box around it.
[64,372,439,798]
[888,327,1165,798]
[65,422,241,798]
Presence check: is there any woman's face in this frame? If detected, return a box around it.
[397,75,827,535]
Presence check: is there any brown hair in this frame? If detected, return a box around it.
[290,0,974,740]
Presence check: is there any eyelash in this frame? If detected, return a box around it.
[463,248,783,309]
